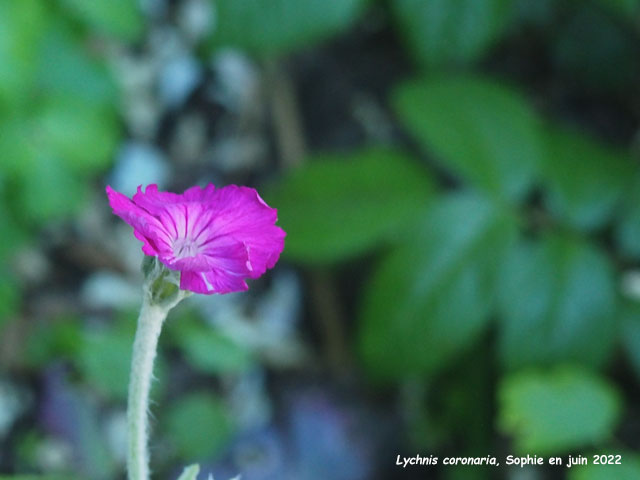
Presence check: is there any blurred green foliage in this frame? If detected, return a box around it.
[616,173,640,259]
[261,0,640,470]
[568,451,640,479]
[597,0,640,17]
[498,366,621,454]
[266,148,434,263]
[0,0,126,354]
[164,392,232,461]
[0,476,73,480]
[209,0,369,57]
[0,5,119,208]
[621,302,640,378]
[173,324,253,375]
[59,0,144,41]
[541,125,633,231]
[393,75,542,201]
[358,192,517,377]
[392,0,515,68]
[0,0,120,288]
[497,234,617,369]
[554,6,639,92]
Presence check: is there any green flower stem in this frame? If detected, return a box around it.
[127,298,167,480]
[127,258,189,479]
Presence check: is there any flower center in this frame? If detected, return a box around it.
[172,237,200,259]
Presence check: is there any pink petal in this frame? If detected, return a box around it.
[132,184,217,214]
[134,230,160,256]
[182,183,217,202]
[106,186,173,257]
[179,242,251,294]
[132,184,183,213]
[200,185,286,278]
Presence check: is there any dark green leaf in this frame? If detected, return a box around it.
[0,115,35,178]
[512,0,556,29]
[0,477,73,480]
[615,173,640,259]
[177,326,253,375]
[264,148,435,264]
[358,192,517,379]
[18,154,88,223]
[541,125,634,231]
[568,451,640,480]
[594,0,640,17]
[77,320,167,401]
[497,233,617,369]
[0,199,27,263]
[58,0,144,42]
[0,276,19,328]
[553,8,640,92]
[392,0,515,67]
[36,23,118,105]
[0,0,45,106]
[210,0,368,57]
[24,316,82,368]
[38,95,119,173]
[394,75,542,202]
[620,302,640,383]
[78,328,132,399]
[498,366,622,454]
[165,393,232,461]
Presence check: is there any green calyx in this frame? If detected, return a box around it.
[142,256,191,308]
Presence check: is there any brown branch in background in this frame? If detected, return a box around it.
[264,59,306,168]
[265,59,351,374]
[307,269,350,372]
[0,315,24,371]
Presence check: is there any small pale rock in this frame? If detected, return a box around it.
[105,410,128,464]
[36,437,74,472]
[14,247,51,284]
[622,270,640,300]
[82,271,141,310]
[170,113,209,164]
[211,49,261,113]
[178,0,214,43]
[110,142,170,196]
[158,54,202,108]
[208,136,267,172]
[0,379,29,438]
[140,0,169,19]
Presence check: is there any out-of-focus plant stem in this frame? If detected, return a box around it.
[265,59,351,374]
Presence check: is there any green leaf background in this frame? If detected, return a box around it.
[392,0,516,67]
[393,75,542,202]
[210,0,369,57]
[498,367,622,454]
[358,193,516,378]
[265,148,435,263]
[497,234,617,369]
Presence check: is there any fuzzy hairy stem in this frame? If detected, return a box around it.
[127,258,190,479]
[127,299,167,480]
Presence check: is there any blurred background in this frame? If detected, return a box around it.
[0,0,639,479]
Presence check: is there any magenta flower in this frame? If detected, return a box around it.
[106,184,285,294]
